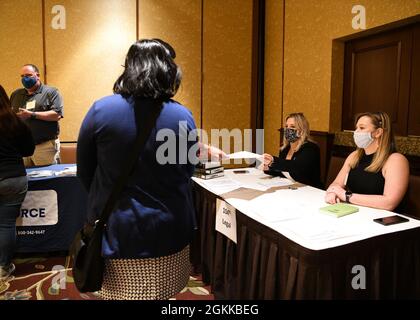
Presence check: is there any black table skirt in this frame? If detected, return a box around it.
[191,182,420,299]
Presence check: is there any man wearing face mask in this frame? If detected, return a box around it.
[262,112,322,188]
[325,112,409,212]
[10,64,63,167]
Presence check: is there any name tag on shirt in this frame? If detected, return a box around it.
[26,100,36,111]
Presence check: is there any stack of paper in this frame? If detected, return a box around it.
[27,170,54,178]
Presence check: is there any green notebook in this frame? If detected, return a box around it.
[319,203,359,218]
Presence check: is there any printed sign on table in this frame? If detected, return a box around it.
[215,198,237,243]
[16,190,58,226]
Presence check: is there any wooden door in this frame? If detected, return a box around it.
[342,27,413,135]
[408,24,420,136]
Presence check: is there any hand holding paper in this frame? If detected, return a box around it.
[199,143,228,161]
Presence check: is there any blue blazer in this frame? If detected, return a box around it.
[77,94,197,259]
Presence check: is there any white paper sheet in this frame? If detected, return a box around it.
[257,176,294,188]
[192,176,242,195]
[194,174,420,250]
[247,191,314,222]
[226,151,263,160]
[224,168,272,191]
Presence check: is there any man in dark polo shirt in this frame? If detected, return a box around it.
[10,64,63,167]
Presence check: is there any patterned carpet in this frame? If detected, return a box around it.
[0,254,214,300]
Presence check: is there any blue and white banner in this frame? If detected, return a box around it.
[16,190,58,226]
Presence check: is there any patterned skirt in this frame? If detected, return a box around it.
[98,246,190,300]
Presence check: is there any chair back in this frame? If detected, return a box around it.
[325,156,346,187]
[60,144,77,164]
[406,175,420,218]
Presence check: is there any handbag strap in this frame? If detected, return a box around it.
[97,98,163,227]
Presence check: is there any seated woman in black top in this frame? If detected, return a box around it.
[325,112,409,212]
[262,112,321,188]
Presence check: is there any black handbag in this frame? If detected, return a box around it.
[71,100,162,293]
[71,223,105,292]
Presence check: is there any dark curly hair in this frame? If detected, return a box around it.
[113,39,182,100]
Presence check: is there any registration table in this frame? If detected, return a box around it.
[191,168,420,299]
[16,164,87,252]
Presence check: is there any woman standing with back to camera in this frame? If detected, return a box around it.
[0,85,35,280]
[77,39,197,299]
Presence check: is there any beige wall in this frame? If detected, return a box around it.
[45,0,136,141]
[3,1,416,147]
[264,0,284,155]
[138,0,255,153]
[0,0,44,95]
[203,0,253,153]
[138,0,202,127]
[1,0,254,144]
[282,0,420,133]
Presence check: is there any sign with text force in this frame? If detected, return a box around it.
[215,199,237,243]
[16,190,58,226]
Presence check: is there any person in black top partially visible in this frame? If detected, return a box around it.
[325,112,409,212]
[0,85,35,280]
[262,112,322,188]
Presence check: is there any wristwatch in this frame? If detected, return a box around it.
[345,191,353,203]
[31,112,36,120]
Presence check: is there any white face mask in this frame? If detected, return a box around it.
[353,131,374,149]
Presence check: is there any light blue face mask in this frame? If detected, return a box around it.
[353,131,374,149]
[21,76,37,89]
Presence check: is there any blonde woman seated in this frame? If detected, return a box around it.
[263,113,321,188]
[325,112,409,212]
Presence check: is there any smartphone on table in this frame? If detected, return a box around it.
[373,215,409,226]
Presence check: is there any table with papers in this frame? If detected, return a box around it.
[191,168,420,299]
